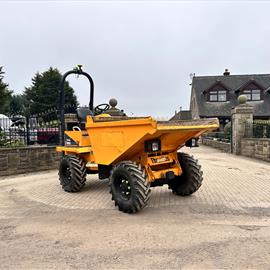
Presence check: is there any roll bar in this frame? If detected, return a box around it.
[59,65,94,145]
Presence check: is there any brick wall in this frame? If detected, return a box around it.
[241,138,270,162]
[201,138,231,152]
[0,146,61,177]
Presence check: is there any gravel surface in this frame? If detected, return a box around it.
[0,146,270,269]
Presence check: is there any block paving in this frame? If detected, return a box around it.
[1,146,270,213]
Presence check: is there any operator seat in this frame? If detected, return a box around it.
[76,107,93,127]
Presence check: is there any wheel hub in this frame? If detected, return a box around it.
[119,179,131,199]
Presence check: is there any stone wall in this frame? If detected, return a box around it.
[201,138,231,152]
[0,146,61,177]
[231,103,253,155]
[241,138,270,162]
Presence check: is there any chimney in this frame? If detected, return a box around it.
[223,69,230,76]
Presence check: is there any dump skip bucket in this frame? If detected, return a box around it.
[86,116,219,165]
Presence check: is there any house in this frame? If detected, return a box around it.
[170,110,192,121]
[189,69,270,129]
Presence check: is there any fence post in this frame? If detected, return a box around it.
[26,116,30,145]
[263,126,267,138]
[231,95,253,155]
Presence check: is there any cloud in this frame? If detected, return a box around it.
[1,1,270,118]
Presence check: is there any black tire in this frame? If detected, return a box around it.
[109,161,151,213]
[59,155,87,192]
[169,152,203,196]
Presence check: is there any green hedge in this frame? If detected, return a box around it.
[0,131,25,148]
[254,120,270,125]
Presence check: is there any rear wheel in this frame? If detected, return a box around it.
[169,152,203,196]
[59,155,87,192]
[109,161,151,213]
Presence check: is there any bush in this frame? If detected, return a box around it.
[0,130,26,147]
[0,131,8,146]
[224,121,231,135]
[253,119,270,125]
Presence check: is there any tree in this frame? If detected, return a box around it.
[23,67,78,115]
[0,66,12,115]
[9,94,26,116]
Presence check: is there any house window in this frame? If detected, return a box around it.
[209,90,227,102]
[243,89,261,101]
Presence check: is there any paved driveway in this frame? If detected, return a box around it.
[0,146,270,269]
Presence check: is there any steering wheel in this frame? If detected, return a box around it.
[94,103,110,115]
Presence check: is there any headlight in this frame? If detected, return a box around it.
[144,139,161,152]
[185,138,199,148]
[152,142,159,152]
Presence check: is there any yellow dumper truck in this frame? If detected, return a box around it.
[56,66,219,213]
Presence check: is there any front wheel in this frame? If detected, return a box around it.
[109,161,151,213]
[168,152,203,196]
[59,155,87,192]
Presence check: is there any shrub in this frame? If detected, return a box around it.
[0,130,8,146]
[0,130,26,147]
[224,121,231,135]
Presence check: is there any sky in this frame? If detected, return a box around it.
[1,1,270,118]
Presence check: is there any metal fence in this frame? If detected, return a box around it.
[0,109,63,148]
[245,122,270,139]
[202,131,231,143]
